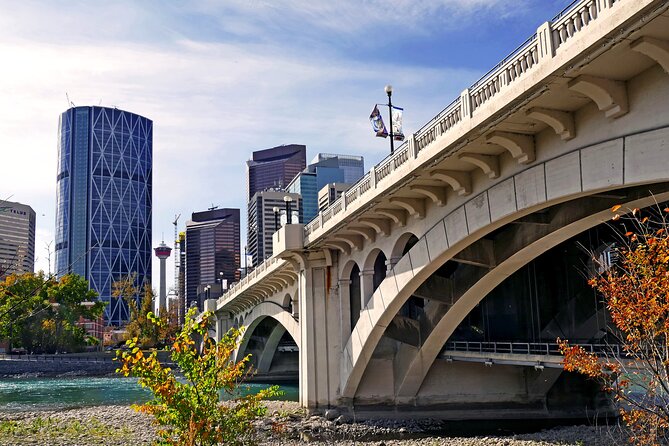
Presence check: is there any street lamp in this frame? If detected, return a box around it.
[283,196,293,224]
[385,84,395,155]
[218,271,225,291]
[244,245,248,276]
[273,206,280,231]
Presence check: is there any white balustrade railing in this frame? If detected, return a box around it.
[470,36,539,113]
[552,0,615,51]
[216,256,282,306]
[300,0,627,246]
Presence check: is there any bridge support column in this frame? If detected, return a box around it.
[299,263,343,412]
[339,279,352,339]
[215,312,231,342]
[359,269,375,307]
[386,257,401,274]
[257,323,287,374]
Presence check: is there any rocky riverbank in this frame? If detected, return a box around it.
[0,402,628,445]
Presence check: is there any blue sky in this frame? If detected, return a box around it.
[0,0,573,291]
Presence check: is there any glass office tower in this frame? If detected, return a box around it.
[54,106,152,326]
[184,208,240,309]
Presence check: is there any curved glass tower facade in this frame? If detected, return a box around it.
[54,106,152,326]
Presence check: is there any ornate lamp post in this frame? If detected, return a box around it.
[283,196,293,224]
[273,206,280,231]
[385,84,395,155]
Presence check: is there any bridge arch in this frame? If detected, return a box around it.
[390,232,419,263]
[235,301,301,369]
[395,189,669,399]
[359,248,387,306]
[341,127,669,400]
[281,293,293,314]
[340,260,362,332]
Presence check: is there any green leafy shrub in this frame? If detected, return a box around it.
[117,308,278,446]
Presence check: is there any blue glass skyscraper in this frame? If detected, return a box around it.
[54,106,152,326]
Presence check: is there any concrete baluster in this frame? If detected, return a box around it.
[409,133,418,159]
[460,89,472,119]
[589,0,598,20]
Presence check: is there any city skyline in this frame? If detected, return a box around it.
[0,0,573,293]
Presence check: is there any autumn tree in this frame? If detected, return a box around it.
[117,308,278,446]
[113,274,178,348]
[0,272,105,353]
[560,205,669,446]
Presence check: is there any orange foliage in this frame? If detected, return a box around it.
[560,206,669,446]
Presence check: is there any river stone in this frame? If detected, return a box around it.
[324,408,339,420]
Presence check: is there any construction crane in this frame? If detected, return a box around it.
[172,214,181,321]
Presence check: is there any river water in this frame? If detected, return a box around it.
[0,377,299,411]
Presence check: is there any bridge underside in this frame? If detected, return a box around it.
[349,192,661,418]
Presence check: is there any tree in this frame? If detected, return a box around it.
[116,308,278,446]
[114,274,178,347]
[559,205,669,446]
[0,273,105,353]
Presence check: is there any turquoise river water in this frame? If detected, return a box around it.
[0,377,299,411]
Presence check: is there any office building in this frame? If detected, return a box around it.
[318,183,351,213]
[310,153,364,184]
[54,106,152,326]
[185,208,240,309]
[246,144,306,201]
[287,168,342,224]
[287,153,364,223]
[0,200,36,279]
[247,191,300,266]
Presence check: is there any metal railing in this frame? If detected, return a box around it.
[0,353,115,362]
[443,341,622,357]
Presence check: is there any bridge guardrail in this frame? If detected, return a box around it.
[0,353,116,362]
[216,256,285,307]
[303,0,624,243]
[443,341,622,357]
[0,353,179,368]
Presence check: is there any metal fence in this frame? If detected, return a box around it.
[443,341,621,357]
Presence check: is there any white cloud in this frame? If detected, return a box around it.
[195,0,531,37]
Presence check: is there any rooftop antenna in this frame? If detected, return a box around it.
[208,204,219,211]
[65,92,75,107]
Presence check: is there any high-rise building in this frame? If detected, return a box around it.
[287,168,343,224]
[54,106,152,326]
[247,191,300,266]
[246,144,306,201]
[287,153,364,223]
[0,200,36,279]
[309,153,364,185]
[318,183,351,213]
[184,208,240,309]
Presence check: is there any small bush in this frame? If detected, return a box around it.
[117,308,278,446]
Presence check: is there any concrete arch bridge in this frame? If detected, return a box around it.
[206,0,669,419]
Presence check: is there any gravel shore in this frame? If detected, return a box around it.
[0,402,626,445]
